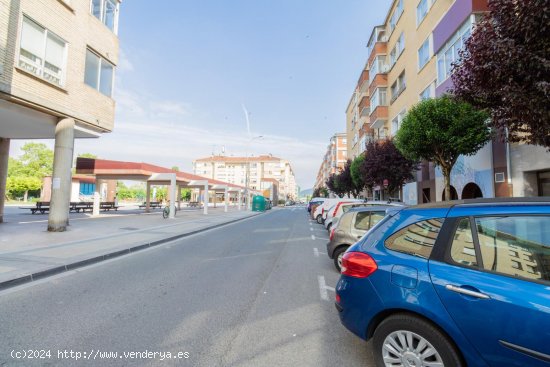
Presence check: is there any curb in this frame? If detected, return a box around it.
[0,213,262,292]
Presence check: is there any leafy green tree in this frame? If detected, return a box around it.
[350,154,365,195]
[181,188,191,201]
[18,143,54,178]
[171,166,180,172]
[395,96,490,201]
[78,153,97,159]
[6,176,42,201]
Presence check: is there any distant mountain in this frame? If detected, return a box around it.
[299,188,313,197]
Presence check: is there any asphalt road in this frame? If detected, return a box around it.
[0,207,374,367]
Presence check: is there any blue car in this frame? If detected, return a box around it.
[336,198,550,367]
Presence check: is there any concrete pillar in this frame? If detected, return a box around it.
[169,174,176,219]
[238,191,242,211]
[48,118,75,232]
[203,184,209,215]
[224,187,229,212]
[198,188,202,207]
[145,182,151,212]
[92,191,100,216]
[177,186,182,209]
[0,138,10,223]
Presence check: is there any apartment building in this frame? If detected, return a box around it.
[0,0,121,229]
[314,133,347,191]
[193,155,298,201]
[349,0,549,203]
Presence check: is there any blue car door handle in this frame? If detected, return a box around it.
[445,284,491,299]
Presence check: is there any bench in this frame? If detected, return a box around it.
[70,201,93,213]
[24,201,50,214]
[138,201,162,209]
[100,202,119,211]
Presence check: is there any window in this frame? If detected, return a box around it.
[18,16,67,87]
[475,216,550,283]
[418,35,432,70]
[450,218,478,266]
[390,32,405,67]
[355,212,371,230]
[391,71,406,102]
[389,0,404,34]
[385,219,443,258]
[85,49,114,97]
[436,19,473,84]
[419,82,435,100]
[391,109,406,136]
[370,88,387,112]
[91,0,119,33]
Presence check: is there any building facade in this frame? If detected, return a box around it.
[193,155,298,201]
[314,133,347,191]
[0,0,121,228]
[348,0,549,203]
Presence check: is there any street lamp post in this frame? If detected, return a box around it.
[245,135,263,210]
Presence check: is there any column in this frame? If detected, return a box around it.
[177,185,182,210]
[0,138,10,223]
[48,118,75,232]
[169,174,176,219]
[224,187,229,213]
[92,178,103,216]
[237,190,242,211]
[203,183,209,215]
[145,182,151,212]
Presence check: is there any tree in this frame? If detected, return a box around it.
[325,173,345,198]
[360,139,418,199]
[350,154,366,195]
[452,0,550,148]
[395,96,490,201]
[181,188,191,201]
[337,160,356,197]
[18,143,54,178]
[78,153,97,159]
[6,176,42,201]
[171,166,180,172]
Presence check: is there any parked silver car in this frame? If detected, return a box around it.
[326,206,391,272]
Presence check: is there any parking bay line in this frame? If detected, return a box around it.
[313,248,327,257]
[317,275,335,301]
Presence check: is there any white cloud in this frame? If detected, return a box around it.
[117,49,134,73]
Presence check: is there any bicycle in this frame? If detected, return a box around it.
[162,202,178,219]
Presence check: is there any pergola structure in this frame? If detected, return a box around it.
[75,158,259,217]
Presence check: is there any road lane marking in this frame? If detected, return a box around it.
[318,275,329,301]
[311,235,315,240]
[325,285,335,292]
[313,248,319,257]
[310,227,313,231]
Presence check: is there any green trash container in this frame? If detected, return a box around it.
[252,195,266,212]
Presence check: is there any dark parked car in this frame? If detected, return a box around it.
[336,198,550,367]
[327,206,390,272]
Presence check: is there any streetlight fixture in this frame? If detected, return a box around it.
[245,135,263,210]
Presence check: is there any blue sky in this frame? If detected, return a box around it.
[14,0,392,189]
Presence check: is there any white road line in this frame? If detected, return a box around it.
[313,248,319,257]
[316,237,329,241]
[309,227,313,231]
[325,285,335,292]
[311,235,315,240]
[318,275,329,301]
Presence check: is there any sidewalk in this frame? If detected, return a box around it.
[0,205,261,290]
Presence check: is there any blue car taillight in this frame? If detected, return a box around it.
[341,252,378,278]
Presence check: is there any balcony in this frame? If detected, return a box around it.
[357,69,369,93]
[367,26,388,59]
[368,55,389,86]
[369,74,388,96]
[359,95,370,117]
[370,106,388,129]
